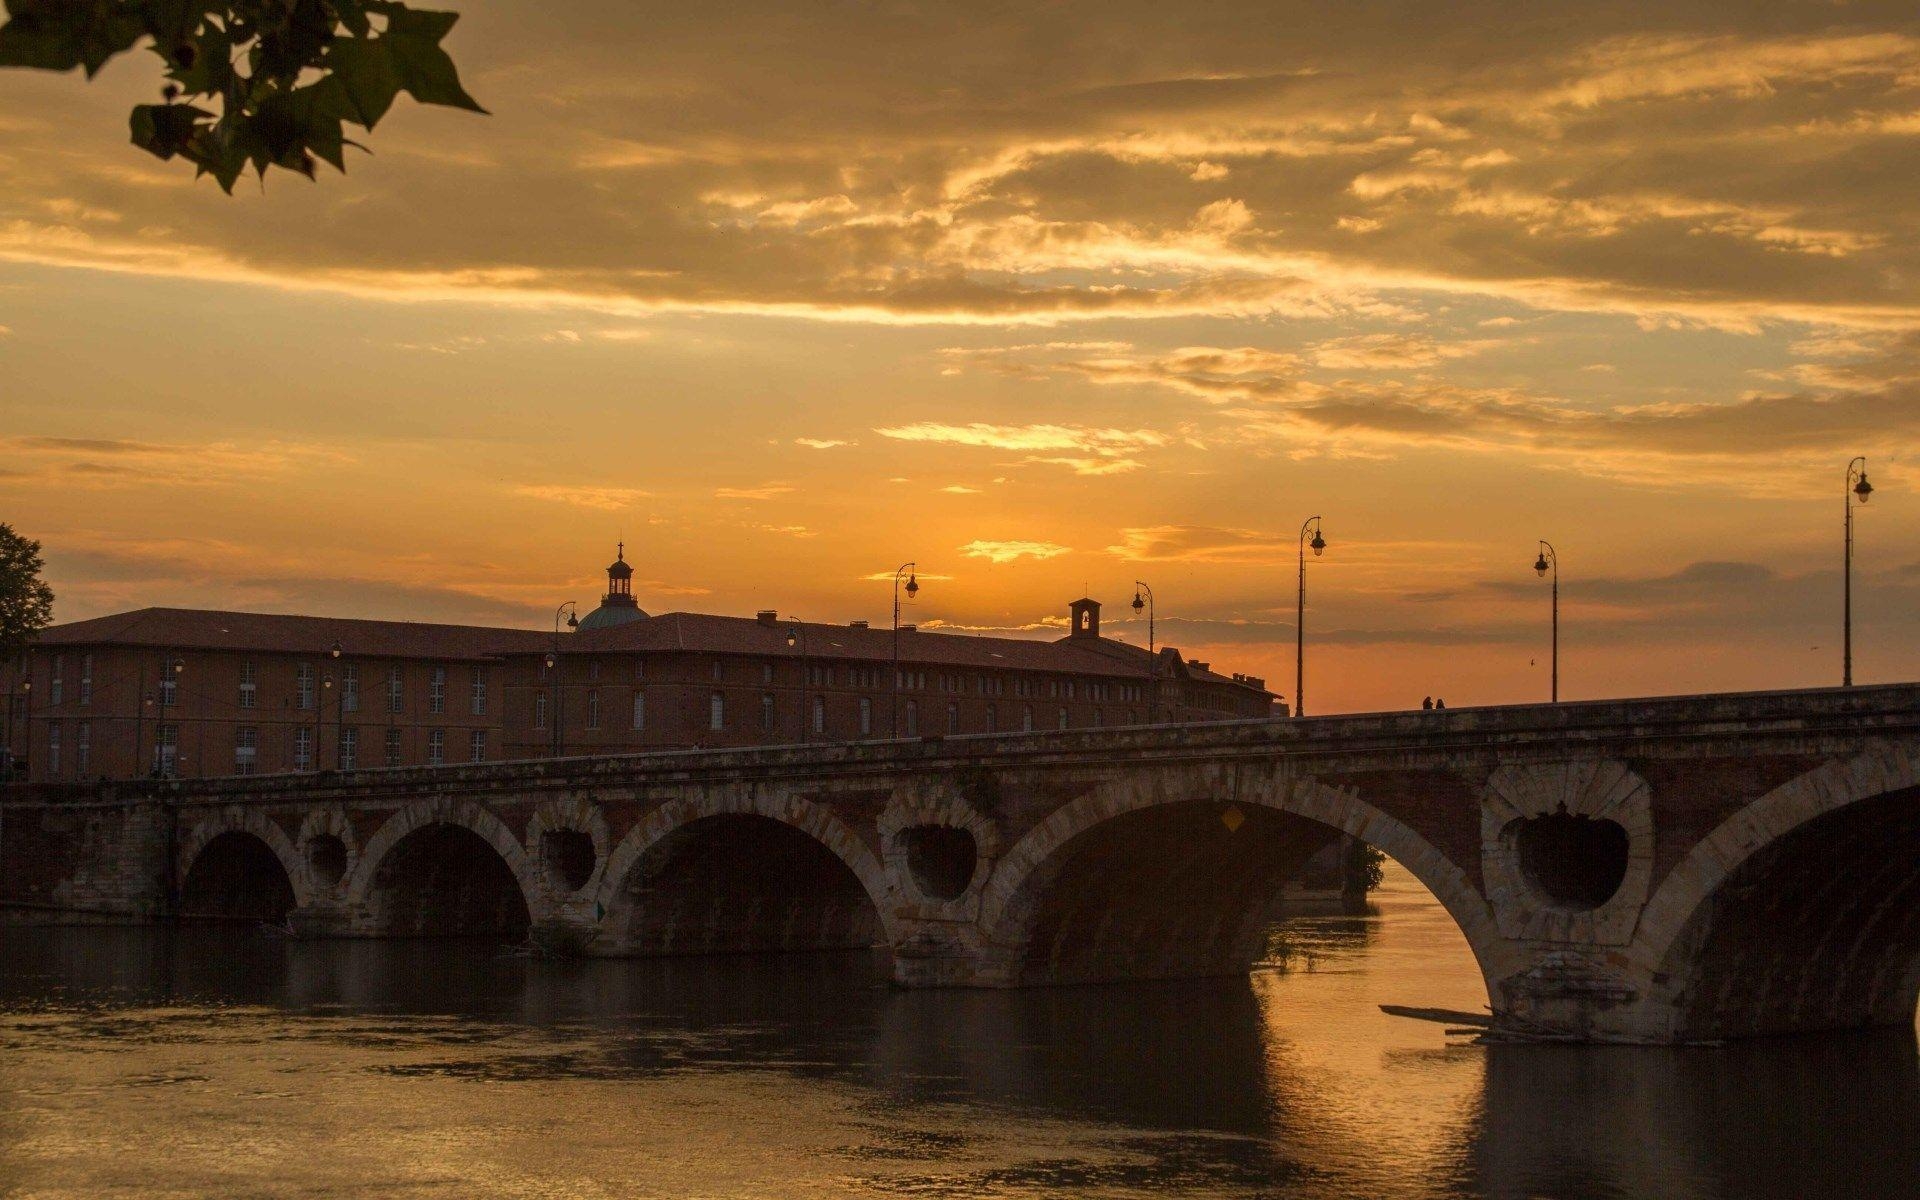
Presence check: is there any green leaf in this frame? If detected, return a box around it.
[383,20,484,113]
[326,35,402,127]
[129,101,211,159]
[0,0,146,76]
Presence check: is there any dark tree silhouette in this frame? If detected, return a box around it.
[0,0,483,191]
[0,524,54,663]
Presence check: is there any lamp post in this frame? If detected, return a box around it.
[786,622,811,743]
[1844,457,1873,687]
[1533,541,1558,703]
[1295,517,1326,718]
[891,562,918,737]
[1131,581,1156,722]
[328,641,345,769]
[549,602,578,758]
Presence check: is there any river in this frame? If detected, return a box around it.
[2,864,1916,1198]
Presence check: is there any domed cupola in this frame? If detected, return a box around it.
[577,542,651,630]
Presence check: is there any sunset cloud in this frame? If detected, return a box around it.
[959,539,1073,564]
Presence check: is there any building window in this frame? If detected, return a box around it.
[761,692,775,733]
[712,660,724,683]
[632,692,646,731]
[812,695,825,734]
[239,659,257,709]
[586,690,601,730]
[428,728,445,766]
[343,664,360,713]
[235,726,257,775]
[469,666,487,716]
[1058,706,1069,730]
[80,654,92,707]
[387,667,403,713]
[50,655,62,706]
[429,667,446,714]
[1094,709,1104,727]
[76,722,90,775]
[588,659,601,682]
[905,700,918,737]
[469,730,486,763]
[947,703,959,734]
[297,663,315,711]
[47,722,60,774]
[160,672,177,708]
[633,658,646,680]
[762,662,775,684]
[987,702,997,732]
[709,691,725,731]
[384,728,402,767]
[535,691,549,729]
[1022,705,1034,732]
[294,726,314,771]
[858,697,872,736]
[156,724,179,775]
[340,726,358,771]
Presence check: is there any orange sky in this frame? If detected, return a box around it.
[3,1,1918,713]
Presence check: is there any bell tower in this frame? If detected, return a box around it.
[603,541,636,609]
[1068,597,1101,639]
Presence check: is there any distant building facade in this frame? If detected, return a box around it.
[2,547,1277,782]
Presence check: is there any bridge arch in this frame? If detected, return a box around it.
[592,784,898,955]
[977,763,1515,989]
[345,797,540,937]
[176,808,310,918]
[1631,744,1920,1038]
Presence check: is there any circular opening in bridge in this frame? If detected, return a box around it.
[180,831,295,923]
[898,824,978,901]
[370,822,531,938]
[306,834,348,889]
[1511,812,1630,910]
[542,829,597,893]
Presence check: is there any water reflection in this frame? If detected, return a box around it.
[1,868,1915,1198]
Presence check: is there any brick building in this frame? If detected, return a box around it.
[2,548,1278,782]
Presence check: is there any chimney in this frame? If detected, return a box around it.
[756,610,779,626]
[849,619,869,629]
[900,624,916,633]
[1068,597,1101,639]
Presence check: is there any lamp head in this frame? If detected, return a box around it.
[543,652,557,670]
[1855,472,1873,503]
[19,680,27,693]
[905,573,919,599]
[1309,530,1326,556]
[1132,591,1145,612]
[785,627,798,648]
[567,612,579,629]
[329,640,342,659]
[322,675,333,689]
[1534,554,1550,576]
[172,657,184,674]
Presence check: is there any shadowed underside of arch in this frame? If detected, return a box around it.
[992,799,1344,985]
[178,830,297,922]
[363,822,532,938]
[1650,784,1920,1039]
[603,813,882,957]
[978,769,1510,992]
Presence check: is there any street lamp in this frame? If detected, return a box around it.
[1131,581,1156,722]
[1534,541,1558,703]
[1295,517,1326,718]
[550,601,579,757]
[1845,457,1872,687]
[786,622,811,742]
[892,562,918,737]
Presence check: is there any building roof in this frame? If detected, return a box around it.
[33,608,552,661]
[553,610,1273,695]
[577,602,649,631]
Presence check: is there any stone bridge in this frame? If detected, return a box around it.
[5,684,1920,1044]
